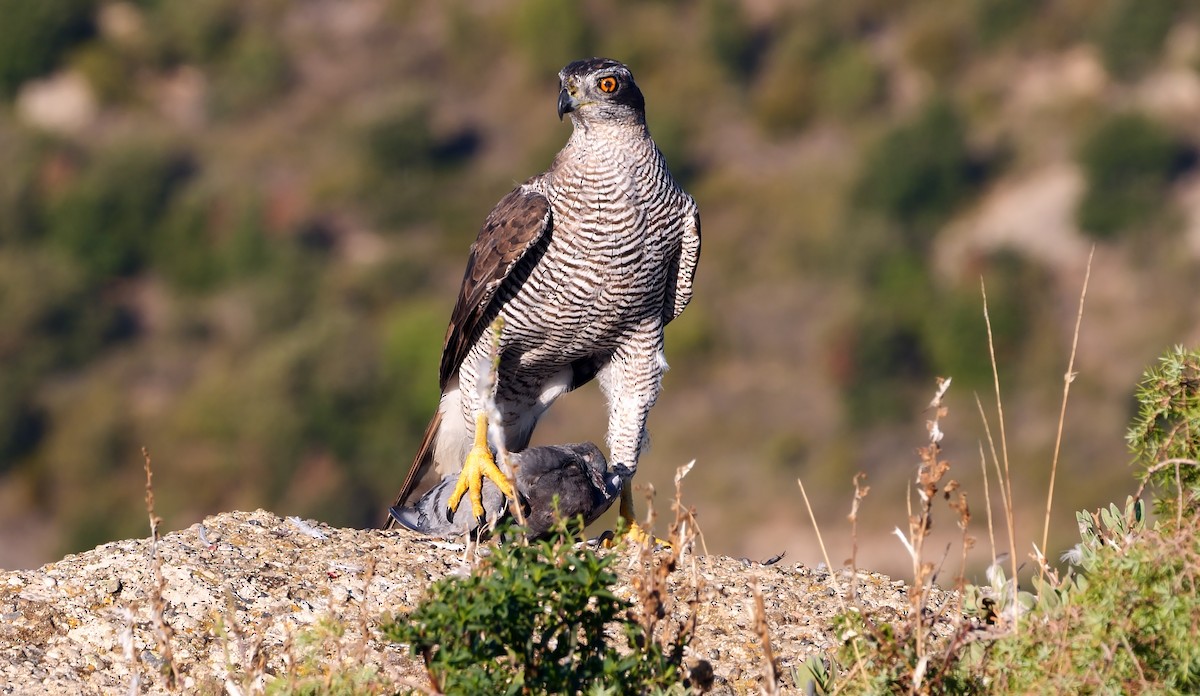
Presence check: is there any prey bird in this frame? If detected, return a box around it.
[385,58,700,542]
[388,443,622,540]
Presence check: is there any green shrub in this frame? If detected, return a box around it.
[0,0,96,98]
[840,251,935,423]
[510,0,592,73]
[704,0,759,80]
[1077,113,1182,240]
[1127,345,1200,513]
[148,0,239,66]
[974,0,1040,46]
[904,8,971,81]
[978,497,1200,693]
[0,247,133,468]
[44,143,196,281]
[926,249,1048,390]
[211,29,293,115]
[854,100,978,245]
[71,42,134,104]
[383,526,687,695]
[834,493,1200,694]
[1094,0,1177,81]
[362,101,438,175]
[753,15,880,128]
[751,52,817,136]
[358,100,481,229]
[152,187,272,293]
[0,136,45,244]
[815,43,882,119]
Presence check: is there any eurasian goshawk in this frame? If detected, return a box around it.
[386,58,701,540]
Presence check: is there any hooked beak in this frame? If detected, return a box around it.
[557,87,577,121]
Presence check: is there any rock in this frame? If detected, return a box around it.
[15,72,98,136]
[0,510,954,694]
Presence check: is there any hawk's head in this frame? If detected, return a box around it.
[557,58,646,125]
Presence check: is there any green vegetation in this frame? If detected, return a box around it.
[979,498,1200,693]
[264,617,392,696]
[809,346,1200,694]
[44,142,195,280]
[704,0,758,80]
[1095,0,1178,81]
[822,493,1200,694]
[855,100,978,241]
[383,525,688,695]
[0,0,95,96]
[1077,113,1183,240]
[1128,345,1200,514]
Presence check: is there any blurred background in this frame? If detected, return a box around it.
[1,0,1199,578]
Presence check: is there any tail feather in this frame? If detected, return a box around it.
[384,410,441,528]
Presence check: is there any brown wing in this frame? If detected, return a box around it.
[384,185,552,523]
[438,185,552,389]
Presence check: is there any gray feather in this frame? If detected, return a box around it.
[389,443,622,540]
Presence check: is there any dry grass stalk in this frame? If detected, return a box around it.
[355,556,377,665]
[750,582,781,695]
[217,582,269,695]
[629,462,703,668]
[120,606,141,696]
[847,473,869,572]
[1041,246,1094,571]
[978,443,997,564]
[978,282,1021,628]
[799,475,870,691]
[796,477,839,600]
[904,377,953,661]
[979,279,1017,595]
[141,447,179,690]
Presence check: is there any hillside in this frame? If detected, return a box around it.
[1,0,1199,577]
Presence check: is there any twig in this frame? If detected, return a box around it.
[1042,247,1094,569]
[1132,458,1200,518]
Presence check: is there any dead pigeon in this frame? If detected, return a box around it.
[388,443,622,540]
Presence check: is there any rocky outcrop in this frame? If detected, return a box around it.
[0,510,950,694]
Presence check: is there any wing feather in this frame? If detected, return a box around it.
[664,201,701,324]
[439,184,553,389]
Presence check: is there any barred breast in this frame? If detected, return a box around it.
[494,126,689,372]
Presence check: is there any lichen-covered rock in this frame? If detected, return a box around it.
[0,510,952,694]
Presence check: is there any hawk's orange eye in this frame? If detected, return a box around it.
[598,76,618,93]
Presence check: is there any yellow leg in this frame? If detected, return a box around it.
[617,480,669,547]
[447,413,516,518]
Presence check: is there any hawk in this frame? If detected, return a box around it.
[386,58,701,541]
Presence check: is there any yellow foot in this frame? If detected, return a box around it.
[611,477,670,548]
[446,413,516,519]
[601,519,672,549]
[627,520,672,548]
